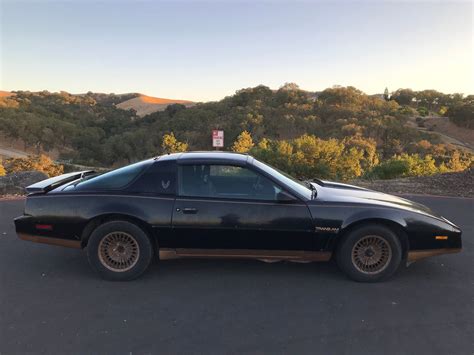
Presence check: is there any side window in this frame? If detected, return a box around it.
[179,164,281,200]
[129,161,177,195]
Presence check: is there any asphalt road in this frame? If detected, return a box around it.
[0,196,472,354]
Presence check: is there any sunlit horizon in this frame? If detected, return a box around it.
[1,0,472,101]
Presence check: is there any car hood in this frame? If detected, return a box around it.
[310,180,441,218]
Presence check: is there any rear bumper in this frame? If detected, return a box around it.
[407,248,461,264]
[15,214,82,249]
[17,232,82,249]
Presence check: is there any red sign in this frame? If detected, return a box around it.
[212,130,224,148]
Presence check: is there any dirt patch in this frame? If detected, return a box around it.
[407,116,474,151]
[0,133,61,159]
[354,169,473,198]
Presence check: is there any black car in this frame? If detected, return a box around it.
[15,152,462,282]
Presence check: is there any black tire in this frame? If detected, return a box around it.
[86,221,154,281]
[336,224,402,282]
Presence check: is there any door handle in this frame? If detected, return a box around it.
[182,207,198,214]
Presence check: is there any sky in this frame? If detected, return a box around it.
[0,0,472,102]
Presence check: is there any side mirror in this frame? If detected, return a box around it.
[276,190,297,202]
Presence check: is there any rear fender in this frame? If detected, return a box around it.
[80,213,156,250]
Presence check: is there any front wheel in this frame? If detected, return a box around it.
[87,221,154,281]
[336,224,402,282]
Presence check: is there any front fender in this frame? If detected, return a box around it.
[308,203,409,253]
[340,208,408,231]
[309,202,461,254]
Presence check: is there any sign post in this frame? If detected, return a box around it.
[212,130,224,150]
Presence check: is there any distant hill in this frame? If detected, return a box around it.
[0,91,14,98]
[80,92,140,106]
[0,91,193,115]
[117,94,194,116]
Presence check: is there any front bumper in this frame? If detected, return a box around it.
[407,247,461,265]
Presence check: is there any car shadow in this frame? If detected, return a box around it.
[14,244,456,285]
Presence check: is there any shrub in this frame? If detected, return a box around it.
[251,134,368,181]
[232,131,254,153]
[417,107,429,116]
[0,161,6,176]
[366,154,438,179]
[161,133,188,154]
[365,159,410,180]
[4,155,64,177]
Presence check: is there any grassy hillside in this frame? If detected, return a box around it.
[0,85,472,181]
[117,95,194,116]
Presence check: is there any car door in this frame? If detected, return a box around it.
[171,163,317,251]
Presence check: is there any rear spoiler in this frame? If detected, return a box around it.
[25,170,96,194]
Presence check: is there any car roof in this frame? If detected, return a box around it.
[156,151,250,165]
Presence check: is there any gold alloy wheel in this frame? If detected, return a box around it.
[351,235,392,275]
[98,232,140,272]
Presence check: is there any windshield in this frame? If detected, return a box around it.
[252,159,312,200]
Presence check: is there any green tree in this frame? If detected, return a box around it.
[446,100,474,128]
[416,90,444,111]
[232,131,254,153]
[383,87,389,101]
[391,89,416,106]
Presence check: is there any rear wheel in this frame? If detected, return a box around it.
[87,221,154,281]
[336,224,402,282]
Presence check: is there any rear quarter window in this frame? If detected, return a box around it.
[128,161,177,195]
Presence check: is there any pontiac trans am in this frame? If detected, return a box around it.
[14,152,462,282]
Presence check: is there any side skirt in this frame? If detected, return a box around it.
[18,233,82,249]
[159,248,332,262]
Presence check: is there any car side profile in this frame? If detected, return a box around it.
[15,152,462,282]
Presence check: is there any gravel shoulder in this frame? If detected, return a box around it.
[353,169,473,198]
